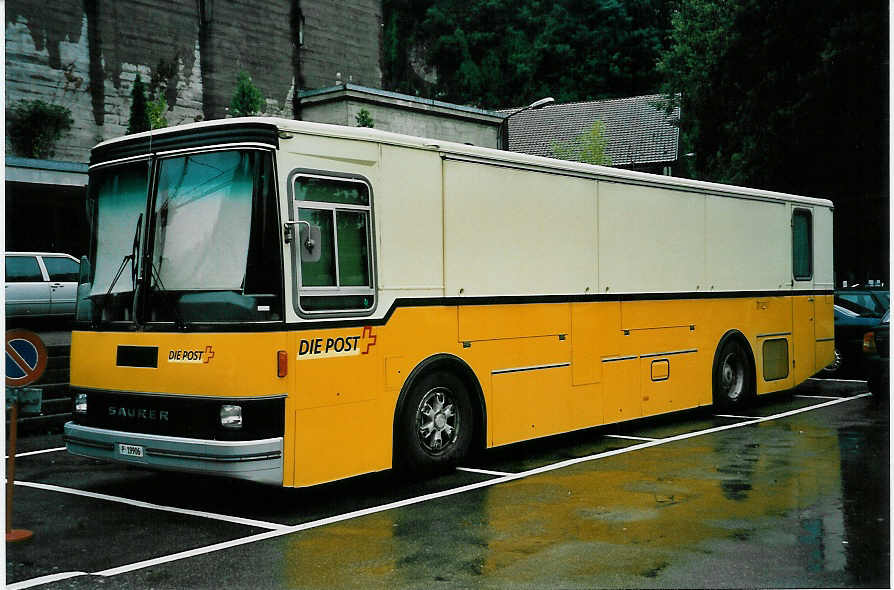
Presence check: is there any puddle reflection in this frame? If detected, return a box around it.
[276,405,886,587]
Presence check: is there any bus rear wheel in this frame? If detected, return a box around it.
[713,337,754,409]
[398,371,474,473]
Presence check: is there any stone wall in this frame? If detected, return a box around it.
[5,0,383,163]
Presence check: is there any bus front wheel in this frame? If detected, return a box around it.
[712,336,754,409]
[398,371,474,472]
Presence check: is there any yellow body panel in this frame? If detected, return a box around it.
[71,294,833,487]
[70,331,290,397]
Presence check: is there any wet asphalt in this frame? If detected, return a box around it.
[5,379,889,589]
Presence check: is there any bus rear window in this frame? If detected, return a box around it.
[792,209,812,281]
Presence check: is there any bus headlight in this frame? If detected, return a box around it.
[220,404,243,429]
[75,393,88,414]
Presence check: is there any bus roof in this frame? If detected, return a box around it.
[94,116,833,209]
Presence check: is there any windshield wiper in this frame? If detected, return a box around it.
[149,263,188,329]
[93,213,142,327]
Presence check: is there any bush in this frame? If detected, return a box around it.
[6,100,74,159]
[355,108,375,128]
[148,94,168,129]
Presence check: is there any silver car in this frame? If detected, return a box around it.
[5,252,80,317]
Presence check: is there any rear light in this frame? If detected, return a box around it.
[277,350,288,378]
[74,393,87,414]
[220,404,243,429]
[863,332,877,354]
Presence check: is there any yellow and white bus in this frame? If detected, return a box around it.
[64,118,834,487]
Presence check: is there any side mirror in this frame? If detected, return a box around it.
[78,256,92,284]
[299,224,322,263]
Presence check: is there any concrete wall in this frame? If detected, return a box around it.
[299,1,382,90]
[301,87,504,148]
[5,0,383,163]
[198,0,296,120]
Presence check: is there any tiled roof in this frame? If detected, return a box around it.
[498,94,680,166]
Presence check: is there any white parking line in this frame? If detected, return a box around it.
[6,447,66,459]
[604,434,659,442]
[456,466,515,477]
[715,414,761,420]
[808,377,867,383]
[11,393,871,588]
[8,571,88,590]
[795,394,845,400]
[13,481,288,531]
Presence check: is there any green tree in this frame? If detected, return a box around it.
[551,121,612,165]
[229,71,265,117]
[383,0,672,109]
[127,73,150,134]
[6,100,74,158]
[658,0,887,282]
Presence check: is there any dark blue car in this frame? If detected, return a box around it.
[863,310,889,401]
[823,289,889,376]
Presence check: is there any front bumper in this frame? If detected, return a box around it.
[64,422,283,485]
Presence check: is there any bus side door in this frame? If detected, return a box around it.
[791,206,815,383]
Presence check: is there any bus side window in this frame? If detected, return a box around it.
[292,173,375,315]
[792,209,812,281]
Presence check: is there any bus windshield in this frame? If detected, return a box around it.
[78,149,283,325]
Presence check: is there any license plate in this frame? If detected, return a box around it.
[118,443,144,458]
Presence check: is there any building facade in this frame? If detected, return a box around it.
[5,0,383,162]
[5,0,383,254]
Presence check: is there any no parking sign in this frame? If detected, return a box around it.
[6,328,47,543]
[6,329,47,388]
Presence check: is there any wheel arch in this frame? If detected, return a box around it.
[712,329,758,401]
[392,353,487,462]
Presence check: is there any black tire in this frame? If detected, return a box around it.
[397,370,474,473]
[712,337,754,410]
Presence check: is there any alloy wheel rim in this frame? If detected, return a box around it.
[416,387,459,454]
[720,351,745,401]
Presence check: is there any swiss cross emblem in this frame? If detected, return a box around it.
[360,326,377,354]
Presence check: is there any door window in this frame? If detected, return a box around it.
[43,257,80,282]
[6,256,44,282]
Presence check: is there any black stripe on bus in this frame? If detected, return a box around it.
[75,289,835,334]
